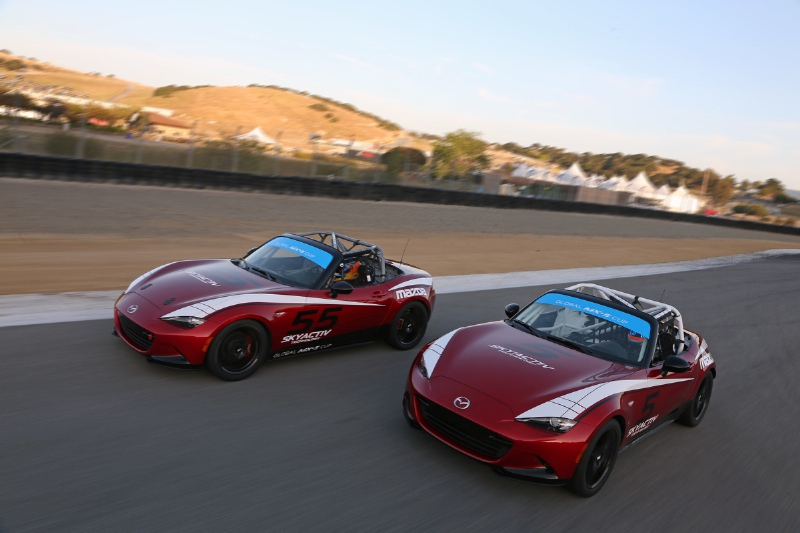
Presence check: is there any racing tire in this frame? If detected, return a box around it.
[568,420,621,498]
[678,375,713,427]
[386,301,428,350]
[205,320,269,382]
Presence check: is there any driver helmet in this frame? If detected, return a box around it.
[627,330,646,349]
[336,260,361,282]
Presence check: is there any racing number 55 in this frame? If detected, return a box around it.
[288,307,342,334]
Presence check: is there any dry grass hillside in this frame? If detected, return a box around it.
[2,51,433,152]
[118,86,424,150]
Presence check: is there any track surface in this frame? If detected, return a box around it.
[1,256,799,532]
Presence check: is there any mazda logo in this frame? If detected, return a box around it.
[454,397,470,410]
[127,305,138,314]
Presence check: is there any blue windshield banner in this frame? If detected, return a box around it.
[268,237,333,268]
[536,293,651,338]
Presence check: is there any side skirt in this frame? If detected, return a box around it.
[269,325,390,360]
[618,406,684,455]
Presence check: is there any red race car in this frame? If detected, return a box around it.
[404,283,715,496]
[114,232,434,381]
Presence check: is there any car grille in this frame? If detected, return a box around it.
[416,395,513,459]
[118,311,155,351]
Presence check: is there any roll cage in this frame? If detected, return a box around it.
[565,283,685,353]
[294,231,387,281]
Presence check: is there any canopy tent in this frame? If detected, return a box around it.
[663,185,700,213]
[654,184,671,200]
[598,176,628,191]
[556,162,588,186]
[511,163,541,179]
[232,127,276,144]
[625,171,657,197]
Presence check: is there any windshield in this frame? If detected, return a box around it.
[513,292,653,365]
[244,237,334,288]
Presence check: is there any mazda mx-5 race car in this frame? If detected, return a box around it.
[114,232,434,381]
[404,283,715,497]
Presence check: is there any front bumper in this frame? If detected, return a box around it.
[113,292,215,366]
[405,367,597,483]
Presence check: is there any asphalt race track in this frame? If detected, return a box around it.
[1,256,799,532]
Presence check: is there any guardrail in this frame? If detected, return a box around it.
[1,152,798,236]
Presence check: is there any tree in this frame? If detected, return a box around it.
[758,178,785,198]
[381,147,426,175]
[431,130,491,178]
[708,176,736,206]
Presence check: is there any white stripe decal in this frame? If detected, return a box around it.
[125,262,177,293]
[516,378,694,419]
[162,294,383,319]
[389,277,433,292]
[422,328,461,377]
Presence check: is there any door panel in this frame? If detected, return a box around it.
[305,286,388,343]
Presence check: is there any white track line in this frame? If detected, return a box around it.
[1,249,798,328]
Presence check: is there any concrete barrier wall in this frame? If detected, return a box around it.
[2,152,798,237]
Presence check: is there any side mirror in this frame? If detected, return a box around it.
[661,355,691,377]
[329,281,354,298]
[246,247,258,257]
[504,303,520,318]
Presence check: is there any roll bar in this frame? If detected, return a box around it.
[295,231,386,280]
[565,283,685,352]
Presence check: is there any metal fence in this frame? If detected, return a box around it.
[0,121,488,192]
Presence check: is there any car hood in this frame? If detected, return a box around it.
[430,321,636,415]
[129,259,293,314]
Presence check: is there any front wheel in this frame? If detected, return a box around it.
[205,320,268,381]
[678,374,713,427]
[386,301,428,350]
[568,420,621,497]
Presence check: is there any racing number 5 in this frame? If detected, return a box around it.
[638,391,659,424]
[289,310,317,334]
[315,307,342,331]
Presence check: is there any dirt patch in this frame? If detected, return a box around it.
[1,233,795,295]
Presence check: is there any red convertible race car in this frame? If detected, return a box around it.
[404,283,715,496]
[114,232,434,380]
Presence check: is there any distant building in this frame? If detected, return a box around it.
[146,113,191,139]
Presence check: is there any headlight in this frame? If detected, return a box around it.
[516,416,577,433]
[417,355,428,378]
[161,316,206,329]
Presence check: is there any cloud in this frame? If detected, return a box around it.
[592,72,661,98]
[330,53,407,82]
[472,63,494,75]
[477,88,508,102]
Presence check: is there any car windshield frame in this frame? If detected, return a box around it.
[509,290,659,367]
[242,235,342,290]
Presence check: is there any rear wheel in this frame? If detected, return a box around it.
[386,301,428,350]
[205,320,268,381]
[678,375,713,427]
[568,420,621,497]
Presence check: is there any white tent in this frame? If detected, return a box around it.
[233,127,276,145]
[511,163,541,179]
[598,176,628,191]
[625,171,657,197]
[556,162,588,186]
[664,185,700,213]
[654,184,671,200]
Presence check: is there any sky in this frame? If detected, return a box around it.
[1,0,799,186]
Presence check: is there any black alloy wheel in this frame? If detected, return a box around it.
[206,320,269,381]
[679,374,713,427]
[568,420,621,497]
[585,431,615,489]
[386,301,428,350]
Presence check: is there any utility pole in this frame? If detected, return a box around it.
[231,126,242,173]
[700,168,710,197]
[273,131,283,176]
[187,119,198,168]
[75,106,87,158]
